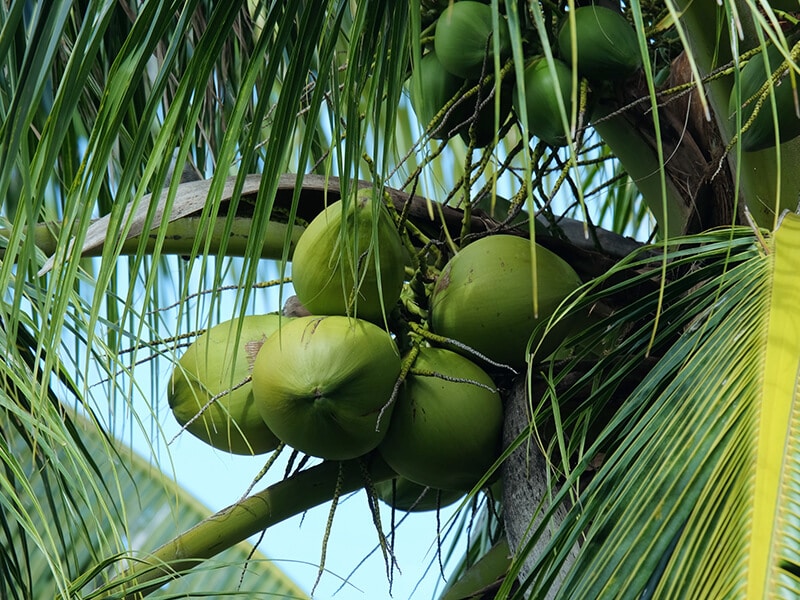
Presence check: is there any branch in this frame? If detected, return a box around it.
[1,173,643,283]
[99,454,395,598]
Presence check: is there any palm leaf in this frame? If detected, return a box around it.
[748,213,800,597]
[2,409,308,599]
[505,215,800,598]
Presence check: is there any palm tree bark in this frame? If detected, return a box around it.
[502,378,579,599]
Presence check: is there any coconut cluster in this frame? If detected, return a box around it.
[167,187,582,506]
[418,2,799,153]
[411,1,642,148]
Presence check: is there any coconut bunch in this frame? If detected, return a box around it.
[435,2,800,155]
[167,187,583,503]
[410,1,514,147]
[411,1,644,147]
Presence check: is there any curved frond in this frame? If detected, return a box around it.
[509,216,800,599]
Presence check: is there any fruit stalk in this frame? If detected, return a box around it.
[2,175,638,278]
[104,454,395,599]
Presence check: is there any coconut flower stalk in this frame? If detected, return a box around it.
[102,455,395,598]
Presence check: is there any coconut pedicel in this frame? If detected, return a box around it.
[168,314,283,455]
[252,315,402,461]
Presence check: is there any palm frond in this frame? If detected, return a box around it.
[504,215,800,598]
[1,408,308,599]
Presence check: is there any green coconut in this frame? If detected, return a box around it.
[410,51,466,140]
[434,1,510,80]
[168,314,283,455]
[729,42,800,152]
[409,51,511,146]
[513,57,575,147]
[558,5,642,82]
[379,347,503,491]
[291,189,406,323]
[374,476,464,512]
[430,235,582,369]
[252,315,401,460]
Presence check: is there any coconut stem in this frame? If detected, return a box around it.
[103,454,395,599]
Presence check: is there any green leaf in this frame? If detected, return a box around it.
[509,218,800,598]
[2,410,309,599]
[748,212,800,597]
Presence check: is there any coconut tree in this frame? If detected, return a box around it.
[1,0,799,598]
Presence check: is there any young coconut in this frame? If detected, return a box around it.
[168,314,283,455]
[409,50,513,147]
[379,347,503,491]
[291,188,406,323]
[252,315,401,460]
[409,51,466,141]
[513,56,575,147]
[374,476,464,512]
[434,1,511,80]
[557,5,642,82]
[430,235,582,370]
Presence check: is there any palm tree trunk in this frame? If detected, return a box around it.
[502,377,579,599]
